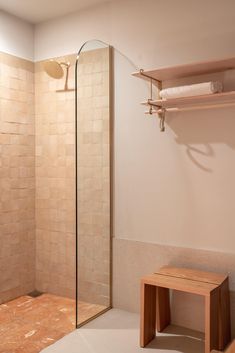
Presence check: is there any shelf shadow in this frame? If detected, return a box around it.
[166,106,235,172]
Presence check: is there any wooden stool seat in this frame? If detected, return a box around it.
[140,266,231,353]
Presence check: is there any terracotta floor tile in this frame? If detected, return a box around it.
[0,293,107,353]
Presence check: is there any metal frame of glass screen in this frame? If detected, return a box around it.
[75,41,113,328]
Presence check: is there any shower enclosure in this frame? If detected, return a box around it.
[0,39,112,352]
[75,40,112,326]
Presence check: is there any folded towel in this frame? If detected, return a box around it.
[159,81,223,99]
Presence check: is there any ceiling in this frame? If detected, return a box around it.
[0,0,113,24]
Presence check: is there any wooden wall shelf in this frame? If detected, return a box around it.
[132,57,235,130]
[141,91,235,112]
[132,57,235,82]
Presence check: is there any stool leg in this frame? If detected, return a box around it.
[140,282,156,347]
[156,287,170,332]
[205,289,220,353]
[218,278,231,350]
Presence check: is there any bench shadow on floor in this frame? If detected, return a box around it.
[148,325,204,353]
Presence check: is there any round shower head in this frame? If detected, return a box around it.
[43,60,64,79]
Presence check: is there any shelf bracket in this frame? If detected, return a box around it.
[159,108,166,132]
[145,101,166,132]
[148,78,154,115]
[139,69,161,84]
[142,69,165,131]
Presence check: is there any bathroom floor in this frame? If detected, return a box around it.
[41,309,205,353]
[0,293,106,353]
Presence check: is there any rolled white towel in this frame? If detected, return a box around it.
[159,81,223,99]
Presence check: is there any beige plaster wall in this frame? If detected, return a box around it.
[0,10,34,61]
[0,52,35,303]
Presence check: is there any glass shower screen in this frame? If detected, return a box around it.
[75,40,112,326]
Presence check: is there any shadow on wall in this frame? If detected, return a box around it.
[171,289,235,338]
[169,248,235,335]
[167,107,235,172]
[166,260,235,337]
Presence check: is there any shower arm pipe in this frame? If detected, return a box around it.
[60,62,70,90]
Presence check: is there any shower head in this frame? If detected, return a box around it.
[43,60,70,79]
[43,60,73,91]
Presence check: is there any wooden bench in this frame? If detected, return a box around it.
[140,266,231,353]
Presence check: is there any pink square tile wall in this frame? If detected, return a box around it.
[35,48,111,306]
[0,49,110,306]
[0,52,35,303]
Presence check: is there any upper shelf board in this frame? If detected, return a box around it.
[132,57,235,82]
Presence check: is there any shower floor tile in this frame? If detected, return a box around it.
[0,293,106,353]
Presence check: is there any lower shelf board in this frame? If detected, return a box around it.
[142,91,235,112]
